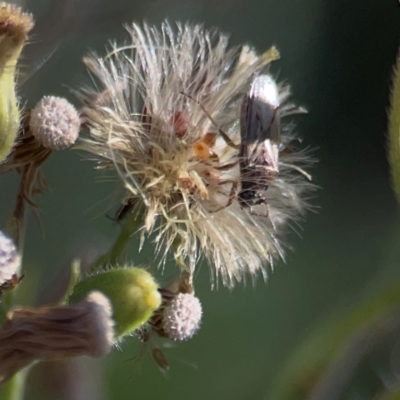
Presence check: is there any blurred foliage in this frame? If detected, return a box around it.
[269,277,400,399]
[0,0,400,399]
[389,49,400,205]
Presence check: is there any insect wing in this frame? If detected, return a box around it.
[238,75,282,207]
[240,74,280,164]
[152,348,170,373]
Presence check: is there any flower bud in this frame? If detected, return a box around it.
[0,291,114,383]
[0,4,33,163]
[30,96,80,150]
[150,286,202,342]
[162,293,202,342]
[0,230,20,285]
[69,267,161,337]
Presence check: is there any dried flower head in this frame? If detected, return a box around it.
[78,21,314,288]
[30,96,81,150]
[0,291,115,382]
[0,3,34,163]
[0,230,20,285]
[0,3,33,41]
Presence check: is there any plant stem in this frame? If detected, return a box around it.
[0,368,29,400]
[89,206,144,273]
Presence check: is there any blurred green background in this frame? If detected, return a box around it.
[2,0,400,399]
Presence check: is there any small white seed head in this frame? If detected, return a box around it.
[0,231,20,284]
[30,96,80,150]
[162,293,202,342]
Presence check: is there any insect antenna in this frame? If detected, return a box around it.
[180,92,239,150]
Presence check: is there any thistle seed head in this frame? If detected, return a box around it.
[78,21,314,288]
[0,231,20,285]
[30,96,80,150]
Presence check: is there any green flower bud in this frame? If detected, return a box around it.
[0,4,33,163]
[68,267,161,337]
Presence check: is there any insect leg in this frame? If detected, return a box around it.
[207,180,238,213]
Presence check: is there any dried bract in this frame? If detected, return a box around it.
[78,21,314,288]
[0,291,115,382]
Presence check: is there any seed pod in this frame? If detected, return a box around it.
[68,267,161,337]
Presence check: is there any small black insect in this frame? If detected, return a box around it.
[107,197,136,223]
[115,197,136,221]
[238,74,282,211]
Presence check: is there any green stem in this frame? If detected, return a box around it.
[89,206,145,273]
[0,368,29,400]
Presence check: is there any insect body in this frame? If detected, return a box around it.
[115,197,136,222]
[238,74,281,210]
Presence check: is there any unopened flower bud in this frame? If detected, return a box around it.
[30,96,80,150]
[69,267,161,337]
[0,4,33,163]
[0,231,20,284]
[0,291,115,383]
[162,293,202,342]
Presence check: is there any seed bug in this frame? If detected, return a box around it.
[238,74,281,212]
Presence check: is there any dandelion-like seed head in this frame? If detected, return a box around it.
[30,96,80,150]
[78,21,314,288]
[0,231,20,284]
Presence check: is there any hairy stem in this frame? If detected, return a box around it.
[89,205,144,272]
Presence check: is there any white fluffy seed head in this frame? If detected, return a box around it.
[30,96,80,150]
[0,231,20,284]
[162,293,202,342]
[78,22,315,288]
